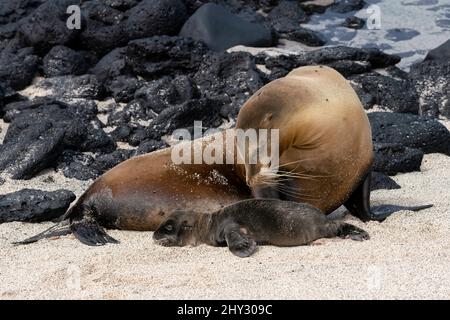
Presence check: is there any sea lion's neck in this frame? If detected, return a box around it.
[194,213,215,245]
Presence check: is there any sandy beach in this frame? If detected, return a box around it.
[1,149,449,300]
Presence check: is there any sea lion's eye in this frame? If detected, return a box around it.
[164,224,173,232]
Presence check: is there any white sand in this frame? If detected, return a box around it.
[0,151,449,300]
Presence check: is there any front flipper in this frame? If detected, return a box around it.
[344,171,433,222]
[224,224,257,258]
[337,223,370,241]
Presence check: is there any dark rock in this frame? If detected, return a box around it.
[105,75,141,103]
[349,71,419,113]
[43,45,95,77]
[0,99,115,179]
[30,75,103,100]
[90,149,133,174]
[134,75,199,114]
[329,0,365,13]
[0,0,46,25]
[194,51,265,118]
[327,60,371,77]
[126,36,208,78]
[109,125,132,142]
[56,150,98,180]
[101,0,139,11]
[369,112,450,155]
[108,99,156,127]
[79,1,127,55]
[373,143,424,175]
[0,47,39,90]
[91,47,128,82]
[141,98,222,141]
[425,38,450,62]
[370,171,401,191]
[180,3,276,51]
[262,46,400,80]
[18,0,82,53]
[126,0,188,40]
[300,0,334,14]
[0,189,75,223]
[267,0,308,33]
[134,139,168,155]
[284,27,326,47]
[410,59,450,118]
[342,16,365,29]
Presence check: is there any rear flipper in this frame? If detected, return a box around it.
[13,220,71,245]
[70,204,118,246]
[344,171,433,222]
[336,223,370,241]
[223,224,257,258]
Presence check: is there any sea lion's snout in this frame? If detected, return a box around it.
[153,211,198,247]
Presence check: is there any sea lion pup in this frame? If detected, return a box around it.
[235,65,432,221]
[153,199,370,257]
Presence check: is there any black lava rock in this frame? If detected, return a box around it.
[126,36,208,78]
[134,75,199,114]
[0,99,115,179]
[90,149,133,174]
[329,0,365,13]
[56,150,98,181]
[43,45,95,77]
[180,3,276,51]
[410,58,450,118]
[91,47,128,82]
[370,171,401,191]
[425,38,450,62]
[125,0,188,40]
[29,75,103,100]
[105,75,141,103]
[0,47,39,90]
[284,27,326,47]
[194,51,265,118]
[267,0,308,33]
[261,46,400,80]
[373,143,424,175]
[0,0,46,25]
[18,0,82,53]
[0,189,75,223]
[79,1,127,55]
[134,139,168,155]
[369,112,450,155]
[141,98,222,141]
[342,16,365,29]
[349,70,419,113]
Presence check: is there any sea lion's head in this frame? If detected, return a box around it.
[153,210,198,247]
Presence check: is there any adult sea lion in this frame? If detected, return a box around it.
[235,65,431,221]
[153,199,370,257]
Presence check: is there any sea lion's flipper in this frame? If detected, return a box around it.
[344,171,433,222]
[336,223,370,241]
[70,204,119,246]
[13,220,71,245]
[224,224,257,258]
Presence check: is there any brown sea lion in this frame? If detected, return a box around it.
[17,65,431,246]
[153,199,370,257]
[235,65,431,221]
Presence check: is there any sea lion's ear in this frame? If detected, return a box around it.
[224,226,257,258]
[261,113,273,126]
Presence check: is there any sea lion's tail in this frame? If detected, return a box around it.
[13,220,72,245]
[14,202,119,246]
[370,204,434,221]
